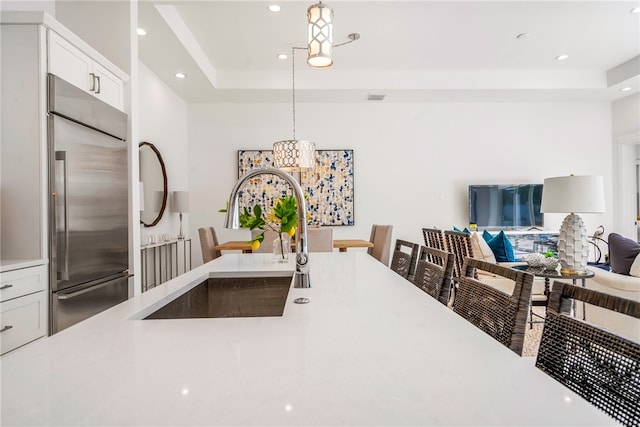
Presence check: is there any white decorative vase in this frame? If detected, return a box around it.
[273,234,290,263]
[542,257,559,271]
[523,253,546,268]
[558,213,589,274]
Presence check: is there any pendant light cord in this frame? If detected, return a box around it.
[292,46,296,140]
[289,33,359,139]
[292,47,306,140]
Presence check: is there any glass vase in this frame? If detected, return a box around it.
[272,233,290,263]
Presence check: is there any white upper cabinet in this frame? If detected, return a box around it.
[48,30,124,111]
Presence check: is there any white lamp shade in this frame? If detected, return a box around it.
[540,175,605,214]
[307,2,333,68]
[172,191,189,213]
[273,140,316,171]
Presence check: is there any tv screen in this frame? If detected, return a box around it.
[469,184,544,229]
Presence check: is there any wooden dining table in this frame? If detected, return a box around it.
[214,239,373,253]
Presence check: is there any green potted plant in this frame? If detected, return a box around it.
[220,195,298,261]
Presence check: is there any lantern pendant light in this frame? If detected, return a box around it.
[307,1,334,68]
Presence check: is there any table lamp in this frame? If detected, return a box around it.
[540,175,605,274]
[172,191,189,240]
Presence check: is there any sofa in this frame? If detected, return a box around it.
[577,266,640,341]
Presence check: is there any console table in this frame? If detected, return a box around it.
[140,238,192,292]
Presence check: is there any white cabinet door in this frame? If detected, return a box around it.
[47,30,124,111]
[92,61,124,111]
[48,31,93,93]
[0,291,47,355]
[0,264,47,303]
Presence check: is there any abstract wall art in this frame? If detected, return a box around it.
[238,149,354,226]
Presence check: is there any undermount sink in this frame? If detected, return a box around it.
[144,273,293,320]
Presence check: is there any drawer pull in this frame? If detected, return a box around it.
[0,325,14,332]
[0,284,13,290]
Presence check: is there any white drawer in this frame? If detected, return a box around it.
[1,291,47,355]
[0,264,47,303]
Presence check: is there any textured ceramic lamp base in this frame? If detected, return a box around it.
[558,213,589,274]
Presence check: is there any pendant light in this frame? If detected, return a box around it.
[307,1,334,68]
[273,47,316,171]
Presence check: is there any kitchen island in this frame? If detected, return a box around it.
[1,253,615,426]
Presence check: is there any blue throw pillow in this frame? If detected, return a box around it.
[482,230,493,243]
[453,226,471,234]
[485,231,515,262]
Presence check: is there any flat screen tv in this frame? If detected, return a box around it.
[469,184,544,229]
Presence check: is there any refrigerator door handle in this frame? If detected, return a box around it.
[55,150,70,281]
[57,276,128,300]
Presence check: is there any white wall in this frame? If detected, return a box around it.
[188,101,614,266]
[612,93,640,238]
[612,93,640,139]
[0,1,55,13]
[138,61,189,243]
[54,0,131,74]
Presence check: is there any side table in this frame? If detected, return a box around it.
[512,265,594,324]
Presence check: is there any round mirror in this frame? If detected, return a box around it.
[139,141,167,227]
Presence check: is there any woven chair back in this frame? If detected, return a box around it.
[390,239,419,280]
[444,230,475,280]
[454,258,533,356]
[421,228,446,266]
[412,246,454,305]
[536,282,640,426]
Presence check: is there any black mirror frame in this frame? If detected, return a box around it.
[139,141,168,228]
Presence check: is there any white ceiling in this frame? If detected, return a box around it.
[137,0,640,103]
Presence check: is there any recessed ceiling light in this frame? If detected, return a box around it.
[556,54,569,61]
[268,4,281,13]
[516,33,529,39]
[621,87,632,92]
[277,53,288,60]
[175,72,187,79]
[630,7,640,13]
[136,28,147,36]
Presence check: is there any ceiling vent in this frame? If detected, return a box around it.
[367,93,386,101]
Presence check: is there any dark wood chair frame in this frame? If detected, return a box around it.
[535,281,640,426]
[443,230,475,282]
[390,239,420,281]
[454,257,534,356]
[412,246,455,305]
[421,228,446,266]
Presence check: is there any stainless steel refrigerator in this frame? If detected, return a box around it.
[48,74,129,334]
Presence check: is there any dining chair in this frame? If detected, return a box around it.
[412,246,454,305]
[307,227,333,252]
[367,224,393,267]
[198,226,222,263]
[421,228,447,265]
[390,239,419,281]
[535,281,640,426]
[250,229,279,253]
[443,230,475,282]
[454,257,534,356]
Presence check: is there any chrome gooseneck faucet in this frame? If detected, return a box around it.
[224,167,310,288]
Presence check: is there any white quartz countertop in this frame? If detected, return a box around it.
[1,253,616,426]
